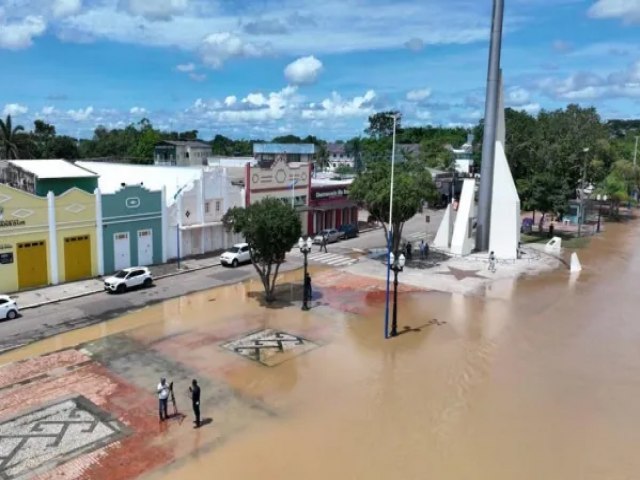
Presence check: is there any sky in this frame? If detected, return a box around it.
[0,0,639,141]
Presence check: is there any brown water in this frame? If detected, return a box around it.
[4,221,640,480]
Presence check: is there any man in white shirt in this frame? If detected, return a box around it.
[157,377,170,421]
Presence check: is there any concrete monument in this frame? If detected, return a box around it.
[450,179,476,256]
[570,252,582,273]
[433,204,453,249]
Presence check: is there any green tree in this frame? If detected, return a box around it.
[334,164,355,176]
[315,142,330,172]
[222,197,302,303]
[0,115,25,159]
[272,134,303,143]
[349,159,437,253]
[344,137,364,173]
[365,111,401,138]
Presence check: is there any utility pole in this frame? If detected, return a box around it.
[577,147,589,238]
[476,0,504,251]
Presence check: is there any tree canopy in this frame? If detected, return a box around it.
[222,197,302,303]
[350,158,437,252]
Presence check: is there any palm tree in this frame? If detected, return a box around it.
[315,142,330,172]
[0,115,25,159]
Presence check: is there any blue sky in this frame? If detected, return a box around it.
[0,0,639,140]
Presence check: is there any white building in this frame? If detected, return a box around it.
[449,134,475,175]
[326,143,355,172]
[77,162,243,260]
[154,140,212,167]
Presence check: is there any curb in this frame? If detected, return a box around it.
[20,260,223,311]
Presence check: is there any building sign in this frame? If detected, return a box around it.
[249,160,308,190]
[125,197,141,209]
[312,188,349,200]
[0,220,26,228]
[0,252,13,264]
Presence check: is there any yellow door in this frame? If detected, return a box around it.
[64,235,92,282]
[17,241,48,289]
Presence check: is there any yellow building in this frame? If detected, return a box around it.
[0,184,99,292]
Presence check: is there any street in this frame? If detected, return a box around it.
[0,211,443,354]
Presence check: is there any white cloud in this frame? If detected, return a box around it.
[199,32,269,68]
[189,73,207,82]
[224,95,237,106]
[284,55,323,85]
[130,106,147,115]
[2,103,29,116]
[119,0,188,21]
[67,106,93,121]
[53,0,82,18]
[41,106,56,115]
[0,15,46,49]
[404,37,425,52]
[302,90,376,119]
[176,63,195,72]
[506,87,531,106]
[588,0,640,24]
[406,88,432,102]
[514,103,541,115]
[552,40,573,53]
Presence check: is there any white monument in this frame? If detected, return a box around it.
[450,179,475,256]
[488,76,521,260]
[545,236,562,251]
[434,204,453,249]
[570,252,582,273]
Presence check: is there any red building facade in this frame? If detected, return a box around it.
[308,179,358,234]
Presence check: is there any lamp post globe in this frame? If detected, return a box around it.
[390,253,406,337]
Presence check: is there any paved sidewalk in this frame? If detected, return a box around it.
[12,254,223,310]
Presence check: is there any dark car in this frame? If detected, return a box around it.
[338,223,359,239]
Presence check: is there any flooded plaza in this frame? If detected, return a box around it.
[1,220,640,480]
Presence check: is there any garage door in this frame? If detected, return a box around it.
[114,232,131,271]
[17,241,48,289]
[64,235,92,282]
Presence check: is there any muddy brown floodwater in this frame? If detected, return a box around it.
[3,220,640,480]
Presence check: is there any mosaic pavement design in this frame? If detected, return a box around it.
[222,329,319,367]
[0,396,127,480]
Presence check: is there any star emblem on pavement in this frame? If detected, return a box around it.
[437,266,485,281]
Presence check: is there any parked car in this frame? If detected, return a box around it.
[0,295,19,320]
[220,243,251,267]
[104,267,153,293]
[338,223,359,239]
[313,229,341,244]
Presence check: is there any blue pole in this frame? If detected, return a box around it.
[177,225,181,270]
[383,228,392,339]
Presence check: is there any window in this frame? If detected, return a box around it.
[0,299,7,305]
[215,200,221,212]
[205,202,210,213]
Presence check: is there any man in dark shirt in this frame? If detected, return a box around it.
[189,379,201,428]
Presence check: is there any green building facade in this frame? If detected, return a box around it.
[101,185,164,274]
[35,177,99,196]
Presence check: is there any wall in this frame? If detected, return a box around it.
[54,188,99,281]
[0,184,51,292]
[36,177,98,196]
[101,185,163,274]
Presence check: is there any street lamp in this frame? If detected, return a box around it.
[596,194,608,233]
[388,251,406,337]
[298,236,313,311]
[384,113,399,339]
[578,147,589,238]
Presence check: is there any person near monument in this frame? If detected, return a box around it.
[406,241,412,260]
[488,251,496,273]
[419,240,425,259]
[157,377,170,421]
[189,379,201,428]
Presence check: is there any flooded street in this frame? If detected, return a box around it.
[2,220,640,480]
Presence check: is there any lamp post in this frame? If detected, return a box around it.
[388,251,406,337]
[384,113,399,339]
[298,236,313,311]
[596,194,608,233]
[577,147,589,238]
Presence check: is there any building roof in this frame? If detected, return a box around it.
[253,143,316,155]
[327,143,346,155]
[77,161,204,206]
[9,159,98,179]
[156,140,211,148]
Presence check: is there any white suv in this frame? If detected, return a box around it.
[0,295,19,320]
[104,267,153,293]
[220,243,251,267]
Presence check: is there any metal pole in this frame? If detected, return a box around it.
[475,0,504,252]
[634,136,638,167]
[578,150,588,238]
[391,267,399,337]
[384,114,398,339]
[302,249,309,311]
